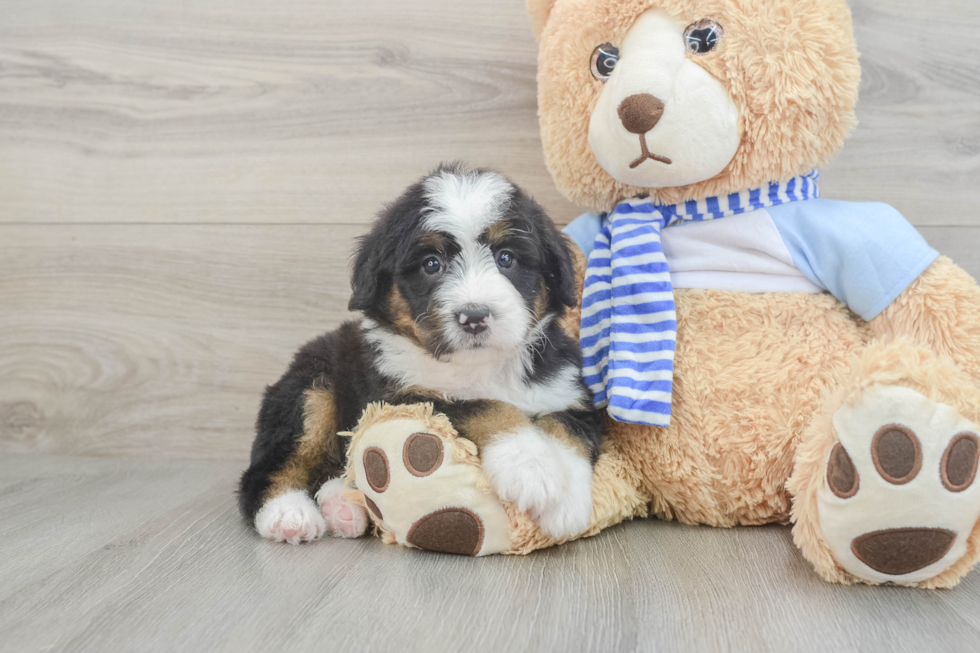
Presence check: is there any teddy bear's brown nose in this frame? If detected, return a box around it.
[618,93,665,134]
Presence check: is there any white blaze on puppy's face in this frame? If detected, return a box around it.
[422,170,532,353]
[422,170,513,242]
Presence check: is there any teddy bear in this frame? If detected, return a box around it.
[341,0,980,588]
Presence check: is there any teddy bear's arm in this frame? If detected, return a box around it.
[867,256,980,382]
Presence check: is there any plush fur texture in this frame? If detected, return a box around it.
[514,257,980,588]
[511,0,980,588]
[531,0,861,210]
[788,335,980,588]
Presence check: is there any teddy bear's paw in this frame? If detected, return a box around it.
[254,490,327,545]
[349,409,512,556]
[482,427,593,539]
[819,385,980,584]
[315,478,369,539]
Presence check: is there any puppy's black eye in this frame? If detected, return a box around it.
[590,43,619,81]
[495,250,515,269]
[684,19,723,55]
[422,256,442,275]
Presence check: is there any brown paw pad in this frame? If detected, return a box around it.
[871,424,921,485]
[403,432,444,477]
[406,508,484,556]
[851,527,956,575]
[941,432,980,493]
[827,443,859,499]
[363,447,390,493]
[364,496,383,521]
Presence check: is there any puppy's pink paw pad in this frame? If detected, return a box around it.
[316,478,369,539]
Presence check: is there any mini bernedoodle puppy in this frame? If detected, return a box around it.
[239,164,606,544]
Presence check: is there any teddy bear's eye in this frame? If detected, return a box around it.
[684,19,724,55]
[590,43,619,81]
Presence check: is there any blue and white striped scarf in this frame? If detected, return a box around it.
[581,172,820,426]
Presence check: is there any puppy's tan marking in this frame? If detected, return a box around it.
[533,280,550,323]
[456,401,589,459]
[485,222,513,245]
[388,286,423,344]
[534,414,588,457]
[265,389,339,501]
[418,231,449,251]
[558,235,587,340]
[457,401,532,451]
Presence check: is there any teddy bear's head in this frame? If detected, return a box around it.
[529,0,861,211]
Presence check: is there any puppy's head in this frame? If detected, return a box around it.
[350,164,576,358]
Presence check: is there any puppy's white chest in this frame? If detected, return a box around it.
[367,325,586,415]
[438,365,586,416]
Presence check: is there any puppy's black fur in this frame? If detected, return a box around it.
[238,164,604,528]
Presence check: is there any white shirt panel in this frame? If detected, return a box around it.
[659,208,823,294]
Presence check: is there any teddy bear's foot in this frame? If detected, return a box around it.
[315,478,369,539]
[790,340,980,587]
[344,403,513,556]
[818,384,980,584]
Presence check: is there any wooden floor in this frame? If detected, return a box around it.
[3,453,980,653]
[2,0,980,650]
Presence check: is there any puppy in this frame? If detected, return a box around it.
[238,164,605,544]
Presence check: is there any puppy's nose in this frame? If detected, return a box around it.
[618,93,665,134]
[456,305,490,335]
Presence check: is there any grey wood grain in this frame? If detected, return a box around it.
[2,225,979,460]
[825,0,980,223]
[1,453,979,653]
[0,224,361,460]
[0,0,977,226]
[0,0,574,225]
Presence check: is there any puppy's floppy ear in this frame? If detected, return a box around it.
[540,218,578,311]
[526,0,557,41]
[348,231,391,313]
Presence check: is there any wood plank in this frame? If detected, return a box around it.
[1,224,979,460]
[0,0,576,225]
[0,224,361,460]
[1,453,979,653]
[826,0,980,222]
[0,0,977,227]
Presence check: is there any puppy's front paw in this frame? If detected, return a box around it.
[482,428,593,539]
[535,453,594,538]
[315,478,369,539]
[254,490,326,545]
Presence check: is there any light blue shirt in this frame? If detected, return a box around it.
[564,199,938,321]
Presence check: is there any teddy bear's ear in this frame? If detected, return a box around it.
[526,0,557,41]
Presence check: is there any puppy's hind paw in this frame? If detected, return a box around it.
[315,478,369,539]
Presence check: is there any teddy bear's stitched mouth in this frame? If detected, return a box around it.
[629,133,673,168]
